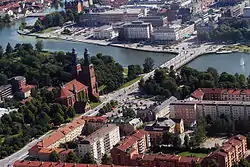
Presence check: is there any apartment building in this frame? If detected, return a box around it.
[29,117,107,159]
[111,130,151,166]
[77,124,120,160]
[145,118,184,144]
[170,100,197,124]
[202,135,247,167]
[122,21,152,40]
[170,100,250,122]
[14,160,133,167]
[191,88,250,101]
[0,84,12,102]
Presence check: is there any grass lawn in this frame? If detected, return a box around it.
[119,76,142,89]
[178,151,208,158]
[90,101,101,109]
[37,27,55,34]
[40,51,52,56]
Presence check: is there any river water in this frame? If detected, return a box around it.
[188,52,250,76]
[0,7,175,67]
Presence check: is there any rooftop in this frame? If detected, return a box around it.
[80,124,118,143]
[100,8,142,14]
[170,100,250,106]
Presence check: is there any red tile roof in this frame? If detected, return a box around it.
[64,79,87,93]
[14,160,133,167]
[59,87,74,99]
[21,85,36,93]
[191,88,204,99]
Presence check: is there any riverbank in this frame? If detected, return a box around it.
[18,30,179,54]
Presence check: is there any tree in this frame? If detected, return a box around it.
[81,152,96,164]
[0,45,4,58]
[49,150,59,162]
[34,19,43,32]
[101,153,112,165]
[123,108,136,118]
[127,65,142,80]
[173,135,182,149]
[66,151,79,163]
[35,40,44,52]
[53,112,64,125]
[184,134,190,149]
[163,132,175,145]
[0,74,8,86]
[67,106,75,118]
[143,57,154,73]
[6,43,13,54]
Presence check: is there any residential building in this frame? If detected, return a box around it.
[111,130,150,165]
[103,0,128,8]
[122,21,152,40]
[8,76,36,99]
[130,154,202,167]
[79,8,145,26]
[0,84,12,102]
[202,135,247,167]
[144,118,184,144]
[108,117,143,136]
[170,100,250,122]
[153,96,177,119]
[170,100,197,124]
[222,3,244,18]
[139,15,168,27]
[93,25,118,39]
[28,117,107,159]
[58,48,99,107]
[14,160,133,167]
[77,124,120,160]
[191,88,250,101]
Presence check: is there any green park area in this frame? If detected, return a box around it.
[178,151,208,158]
[119,76,142,89]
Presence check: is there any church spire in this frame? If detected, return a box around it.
[84,48,90,66]
[72,48,77,66]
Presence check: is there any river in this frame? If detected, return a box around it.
[0,7,175,67]
[188,52,250,76]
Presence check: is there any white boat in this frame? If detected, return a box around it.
[216,50,232,54]
[240,56,245,66]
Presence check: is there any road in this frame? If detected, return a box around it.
[0,40,223,167]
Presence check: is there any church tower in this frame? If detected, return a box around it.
[80,49,99,100]
[71,48,82,77]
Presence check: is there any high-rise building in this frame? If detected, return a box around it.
[77,124,120,160]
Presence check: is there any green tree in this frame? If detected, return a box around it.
[66,151,79,163]
[163,132,174,145]
[0,74,8,86]
[184,134,190,149]
[81,152,96,164]
[53,112,64,125]
[143,57,154,73]
[0,45,4,58]
[123,108,136,118]
[101,153,113,165]
[35,40,44,52]
[49,150,59,162]
[173,135,182,149]
[33,19,43,32]
[67,106,75,118]
[6,43,13,54]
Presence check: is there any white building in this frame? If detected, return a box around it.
[243,7,250,18]
[93,25,118,39]
[152,24,194,41]
[170,100,250,123]
[123,21,152,40]
[78,124,120,160]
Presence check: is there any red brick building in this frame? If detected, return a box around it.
[202,135,247,167]
[58,48,99,107]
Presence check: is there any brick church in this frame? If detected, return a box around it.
[57,48,99,108]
